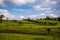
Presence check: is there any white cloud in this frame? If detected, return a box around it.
[0,9,16,20]
[19,9,24,12]
[20,16,25,18]
[33,5,51,11]
[29,15,37,20]
[45,0,50,3]
[0,0,57,7]
[9,0,36,5]
[40,13,45,15]
[0,0,4,6]
[43,0,57,5]
[30,15,36,17]
[0,0,59,20]
[29,14,46,20]
[0,9,15,20]
[39,13,46,18]
[11,15,15,18]
[0,9,10,17]
[51,1,56,5]
[50,14,58,18]
[13,9,24,12]
[19,16,25,20]
[0,0,36,6]
[33,0,57,11]
[11,0,26,5]
[0,9,25,20]
[26,0,35,3]
[29,13,58,20]
[33,5,41,10]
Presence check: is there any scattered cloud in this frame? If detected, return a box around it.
[0,9,26,20]
[50,14,58,18]
[11,15,15,18]
[0,9,10,17]
[13,9,24,12]
[0,0,60,20]
[0,9,15,19]
[43,0,57,5]
[8,0,36,5]
[29,13,59,20]
[33,5,41,10]
[0,0,5,6]
[29,13,46,20]
[19,16,25,20]
[33,5,51,11]
[40,13,45,16]
[29,15,37,20]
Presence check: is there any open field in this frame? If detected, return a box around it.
[0,33,60,40]
[0,19,60,40]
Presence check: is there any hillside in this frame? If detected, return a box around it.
[0,19,60,40]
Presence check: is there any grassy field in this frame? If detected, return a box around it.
[0,33,60,40]
[0,20,60,40]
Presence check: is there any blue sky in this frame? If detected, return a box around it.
[0,0,60,20]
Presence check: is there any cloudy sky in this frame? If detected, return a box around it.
[0,0,60,20]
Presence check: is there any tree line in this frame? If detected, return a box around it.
[0,15,60,23]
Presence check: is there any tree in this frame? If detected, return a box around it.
[47,28,51,34]
[6,17,9,20]
[0,15,4,23]
[45,16,51,20]
[57,17,60,21]
[27,18,31,21]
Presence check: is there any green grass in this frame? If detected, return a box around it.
[0,20,60,40]
[0,33,60,40]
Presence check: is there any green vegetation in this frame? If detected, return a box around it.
[0,15,4,23]
[0,17,60,40]
[0,33,60,40]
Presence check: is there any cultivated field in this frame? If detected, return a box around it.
[0,19,60,40]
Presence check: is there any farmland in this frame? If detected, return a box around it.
[0,19,60,40]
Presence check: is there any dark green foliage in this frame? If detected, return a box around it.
[18,21,23,24]
[48,22,57,25]
[12,20,17,22]
[38,22,57,26]
[45,16,51,20]
[57,17,60,21]
[32,38,56,40]
[0,15,4,23]
[47,28,51,34]
[0,18,60,40]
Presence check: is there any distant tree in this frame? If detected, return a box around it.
[27,18,31,21]
[47,28,51,34]
[57,17,60,21]
[12,20,17,23]
[51,18,57,21]
[0,15,4,23]
[6,17,9,20]
[45,16,51,20]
